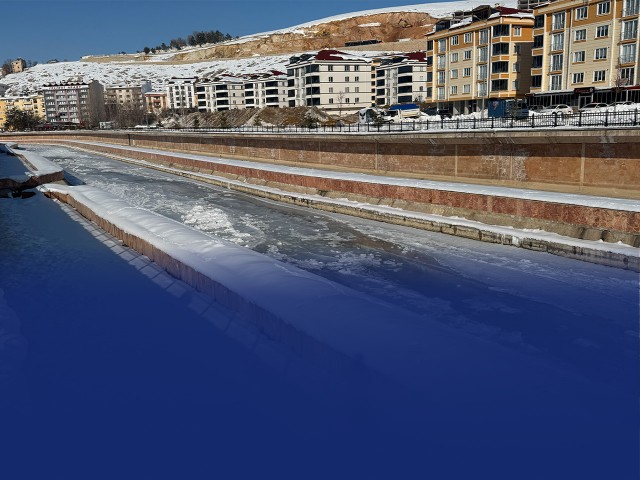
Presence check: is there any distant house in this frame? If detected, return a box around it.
[105,81,152,112]
[42,80,106,127]
[375,52,431,107]
[286,50,373,115]
[11,58,27,74]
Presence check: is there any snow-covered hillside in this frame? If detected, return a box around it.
[0,0,517,95]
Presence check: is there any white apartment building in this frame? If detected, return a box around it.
[374,52,431,106]
[166,77,198,111]
[286,50,373,115]
[244,71,288,109]
[42,80,106,126]
[196,76,246,112]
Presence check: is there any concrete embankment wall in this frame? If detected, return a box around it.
[0,143,65,190]
[5,128,640,197]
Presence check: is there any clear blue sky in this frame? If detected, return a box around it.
[1,0,433,64]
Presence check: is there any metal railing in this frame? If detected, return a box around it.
[128,110,640,135]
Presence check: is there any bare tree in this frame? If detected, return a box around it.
[335,90,346,117]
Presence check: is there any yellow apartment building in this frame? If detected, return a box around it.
[425,5,535,114]
[0,94,45,129]
[529,0,640,106]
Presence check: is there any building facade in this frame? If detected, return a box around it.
[529,0,640,106]
[286,50,373,115]
[144,91,169,114]
[374,52,431,106]
[42,80,106,126]
[244,72,288,109]
[425,5,535,114]
[196,76,246,112]
[166,77,198,112]
[11,58,26,74]
[105,81,152,111]
[0,94,45,128]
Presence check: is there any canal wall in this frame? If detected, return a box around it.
[4,128,640,197]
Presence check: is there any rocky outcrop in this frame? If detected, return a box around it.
[172,12,436,61]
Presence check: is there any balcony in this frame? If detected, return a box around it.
[621,28,638,41]
[619,54,637,64]
[552,21,565,30]
[623,2,640,16]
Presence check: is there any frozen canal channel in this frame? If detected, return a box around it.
[2,143,638,479]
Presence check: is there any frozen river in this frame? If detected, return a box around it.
[3,143,638,479]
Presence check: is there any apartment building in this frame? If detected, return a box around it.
[374,52,431,107]
[425,5,535,114]
[529,0,640,107]
[286,50,373,115]
[105,81,152,111]
[42,80,106,126]
[196,76,246,112]
[144,91,168,114]
[0,94,45,128]
[244,71,288,109]
[166,77,198,111]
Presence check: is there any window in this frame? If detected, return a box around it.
[532,55,543,68]
[450,85,458,94]
[596,25,609,37]
[533,35,544,48]
[437,71,446,84]
[451,35,459,46]
[552,12,565,30]
[551,54,563,71]
[451,52,459,62]
[355,86,359,92]
[478,46,488,62]
[437,55,446,69]
[345,76,349,82]
[477,64,487,80]
[478,82,487,96]
[355,97,360,102]
[463,84,471,93]
[464,49,472,60]
[451,69,459,79]
[572,72,584,83]
[344,65,350,71]
[597,1,611,14]
[550,74,562,90]
[492,24,509,37]
[492,43,510,55]
[534,14,545,28]
[512,62,520,72]
[438,39,447,52]
[328,65,334,71]
[354,76,360,82]
[491,79,508,91]
[619,67,635,83]
[574,50,585,62]
[345,86,350,93]
[479,29,489,45]
[354,65,360,71]
[575,29,587,41]
[328,76,334,82]
[531,75,542,88]
[594,47,608,60]
[463,67,471,77]
[621,43,637,63]
[622,19,638,40]
[328,87,333,93]
[593,70,606,81]
[513,26,522,36]
[464,32,472,43]
[624,0,640,16]
[512,80,519,90]
[575,6,588,20]
[492,61,509,73]
[514,44,521,54]
[552,33,565,50]
[328,98,333,104]
[437,86,445,100]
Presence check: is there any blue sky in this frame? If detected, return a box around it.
[1,0,431,63]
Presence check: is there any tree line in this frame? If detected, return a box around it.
[142,30,235,54]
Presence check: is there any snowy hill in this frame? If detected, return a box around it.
[0,0,517,95]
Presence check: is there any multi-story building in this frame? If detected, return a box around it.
[105,81,152,112]
[166,77,198,112]
[0,94,46,128]
[529,0,640,106]
[196,76,245,112]
[244,71,288,109]
[374,52,431,107]
[42,80,106,126]
[144,91,168,114]
[286,50,373,115]
[425,5,535,114]
[11,58,26,74]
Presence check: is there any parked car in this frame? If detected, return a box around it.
[423,107,452,118]
[540,104,574,115]
[528,105,544,112]
[609,101,636,107]
[578,102,608,112]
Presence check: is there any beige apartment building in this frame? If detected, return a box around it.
[286,50,373,115]
[529,0,640,107]
[0,94,45,128]
[105,81,152,111]
[11,58,27,73]
[425,5,535,114]
[374,52,431,107]
[243,72,288,109]
[196,76,246,112]
[144,91,168,114]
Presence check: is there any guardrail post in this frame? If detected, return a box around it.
[635,109,638,126]
[604,111,609,127]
